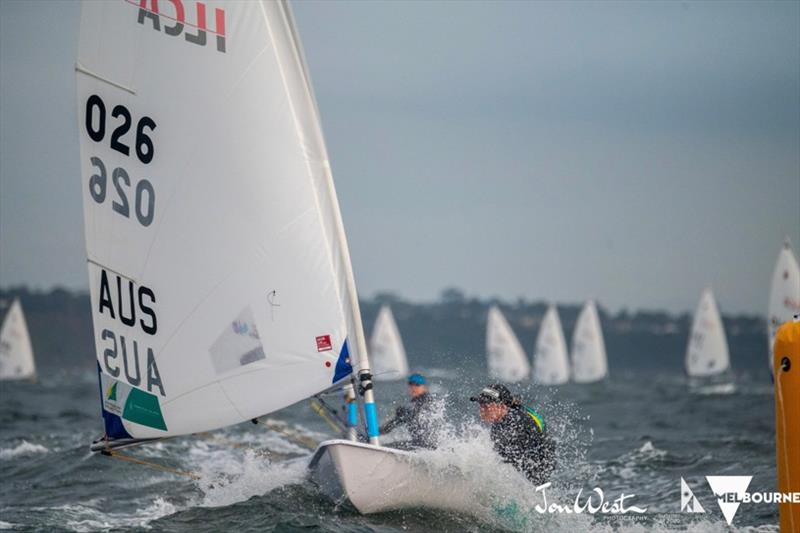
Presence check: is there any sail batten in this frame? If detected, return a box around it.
[78,0,367,442]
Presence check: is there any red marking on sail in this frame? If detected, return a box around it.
[316,335,332,352]
[127,0,225,36]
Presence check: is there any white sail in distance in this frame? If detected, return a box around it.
[369,305,409,381]
[571,300,608,383]
[685,289,730,377]
[486,305,530,382]
[77,0,368,442]
[768,239,800,371]
[532,305,569,385]
[0,299,36,381]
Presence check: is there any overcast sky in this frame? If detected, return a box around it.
[1,0,798,314]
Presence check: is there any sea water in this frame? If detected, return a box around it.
[0,366,779,532]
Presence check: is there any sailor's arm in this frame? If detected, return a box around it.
[379,405,410,434]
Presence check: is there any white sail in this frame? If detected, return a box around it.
[685,289,730,377]
[768,239,800,370]
[486,306,530,382]
[0,299,36,381]
[570,300,608,383]
[77,0,367,442]
[369,305,409,381]
[532,305,569,385]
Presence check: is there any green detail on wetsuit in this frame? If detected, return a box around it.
[524,405,545,433]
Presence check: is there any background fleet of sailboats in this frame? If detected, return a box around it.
[768,239,800,371]
[369,305,409,381]
[485,301,608,385]
[0,298,36,381]
[685,288,731,380]
[478,238,799,386]
[571,300,608,383]
[486,305,530,382]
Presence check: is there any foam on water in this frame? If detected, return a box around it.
[32,498,177,532]
[636,440,667,458]
[194,449,308,508]
[179,430,311,508]
[410,421,595,531]
[375,391,598,531]
[690,383,738,396]
[0,440,49,459]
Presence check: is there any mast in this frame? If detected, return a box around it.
[280,1,379,444]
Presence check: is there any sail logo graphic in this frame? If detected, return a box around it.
[103,381,123,416]
[107,382,118,401]
[133,0,227,54]
[316,335,333,352]
[680,477,704,513]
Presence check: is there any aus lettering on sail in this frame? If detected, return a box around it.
[96,269,165,398]
[134,0,227,54]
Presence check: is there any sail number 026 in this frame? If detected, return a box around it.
[85,94,156,164]
[85,95,157,227]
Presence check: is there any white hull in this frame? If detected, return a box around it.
[308,439,475,514]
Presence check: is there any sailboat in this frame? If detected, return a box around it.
[685,289,731,379]
[532,305,570,385]
[0,298,36,381]
[369,305,409,381]
[77,0,473,516]
[570,300,608,383]
[485,305,530,382]
[77,0,379,450]
[768,238,800,372]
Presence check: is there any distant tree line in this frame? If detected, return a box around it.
[0,286,768,376]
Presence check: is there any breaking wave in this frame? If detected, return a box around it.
[0,440,49,459]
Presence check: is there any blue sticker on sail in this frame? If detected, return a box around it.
[332,339,353,383]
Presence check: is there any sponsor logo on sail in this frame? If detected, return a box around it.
[316,335,332,352]
[133,0,227,54]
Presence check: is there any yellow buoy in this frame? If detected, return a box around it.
[774,318,800,533]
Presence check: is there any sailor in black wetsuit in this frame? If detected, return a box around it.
[471,384,556,486]
[380,373,439,449]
